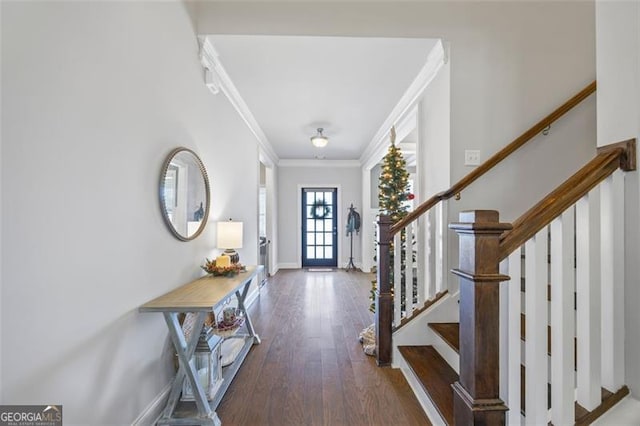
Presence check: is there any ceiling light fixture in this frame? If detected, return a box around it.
[310,128,329,148]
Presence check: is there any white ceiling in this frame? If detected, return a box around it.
[208,35,438,161]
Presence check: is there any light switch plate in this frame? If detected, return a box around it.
[465,150,481,166]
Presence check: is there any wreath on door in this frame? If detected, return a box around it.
[310,200,331,219]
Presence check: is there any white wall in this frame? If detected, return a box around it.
[418,60,451,202]
[596,0,640,398]
[277,164,362,268]
[1,2,259,424]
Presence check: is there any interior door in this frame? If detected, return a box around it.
[302,188,338,267]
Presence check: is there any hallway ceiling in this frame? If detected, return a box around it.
[208,35,438,162]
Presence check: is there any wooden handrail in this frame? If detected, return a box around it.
[498,139,636,260]
[390,81,597,235]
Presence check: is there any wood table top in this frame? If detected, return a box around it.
[139,265,262,313]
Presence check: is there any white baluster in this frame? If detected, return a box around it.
[504,251,522,425]
[524,228,548,425]
[394,232,402,323]
[550,210,576,425]
[435,202,445,294]
[426,208,436,299]
[576,190,602,410]
[601,171,625,391]
[416,216,426,306]
[405,223,414,317]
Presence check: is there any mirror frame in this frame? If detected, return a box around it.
[159,147,211,241]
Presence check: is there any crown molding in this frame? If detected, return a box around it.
[363,104,419,170]
[360,39,445,169]
[199,37,221,95]
[397,142,417,154]
[198,36,279,166]
[278,159,361,168]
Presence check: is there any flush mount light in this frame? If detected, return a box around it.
[310,128,329,148]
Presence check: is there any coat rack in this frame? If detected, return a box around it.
[345,204,361,271]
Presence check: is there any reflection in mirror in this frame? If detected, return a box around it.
[160,147,210,241]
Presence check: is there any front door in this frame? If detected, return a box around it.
[302,188,338,267]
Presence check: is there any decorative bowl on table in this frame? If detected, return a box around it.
[212,310,245,338]
[201,258,246,277]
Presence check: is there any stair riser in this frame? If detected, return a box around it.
[392,292,459,368]
[431,329,460,374]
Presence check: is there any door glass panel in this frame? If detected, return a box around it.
[306,192,315,204]
[306,219,315,232]
[325,206,333,218]
[324,247,332,259]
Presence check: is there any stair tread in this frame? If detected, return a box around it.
[428,323,460,353]
[398,345,458,425]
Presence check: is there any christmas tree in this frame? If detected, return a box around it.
[378,128,411,222]
[369,127,413,312]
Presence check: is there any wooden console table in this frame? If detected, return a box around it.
[140,265,263,425]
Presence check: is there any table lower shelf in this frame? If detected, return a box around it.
[157,336,257,425]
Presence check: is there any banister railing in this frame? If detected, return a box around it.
[375,81,598,367]
[499,138,635,259]
[451,139,635,424]
[390,81,596,236]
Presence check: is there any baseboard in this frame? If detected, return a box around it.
[131,383,171,426]
[277,263,370,271]
[341,261,363,269]
[245,285,260,309]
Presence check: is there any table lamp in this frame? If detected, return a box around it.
[217,220,243,264]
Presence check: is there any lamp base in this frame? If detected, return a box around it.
[223,249,240,264]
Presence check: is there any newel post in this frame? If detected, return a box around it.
[449,210,512,425]
[375,214,393,366]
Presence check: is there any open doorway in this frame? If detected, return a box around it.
[258,162,270,285]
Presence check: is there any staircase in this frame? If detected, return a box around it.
[373,81,636,424]
[404,320,629,424]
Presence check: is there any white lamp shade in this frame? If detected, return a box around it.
[217,221,243,249]
[310,128,329,148]
[311,135,328,148]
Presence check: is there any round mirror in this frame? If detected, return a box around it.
[159,147,210,241]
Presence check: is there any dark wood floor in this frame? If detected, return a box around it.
[216,269,431,425]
